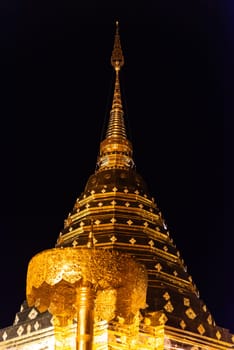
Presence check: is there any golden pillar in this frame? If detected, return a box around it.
[76,281,95,350]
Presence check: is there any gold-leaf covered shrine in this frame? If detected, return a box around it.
[0,21,233,350]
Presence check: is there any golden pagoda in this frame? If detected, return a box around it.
[0,22,233,350]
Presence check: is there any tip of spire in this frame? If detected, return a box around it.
[111,20,124,71]
[97,21,135,171]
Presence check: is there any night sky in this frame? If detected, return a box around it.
[0,0,233,334]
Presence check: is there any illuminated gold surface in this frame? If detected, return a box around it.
[97,21,134,171]
[26,247,147,349]
[1,20,232,350]
[111,21,124,70]
[76,283,94,350]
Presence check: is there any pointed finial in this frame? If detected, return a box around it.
[96,22,135,171]
[106,20,125,139]
[111,20,124,71]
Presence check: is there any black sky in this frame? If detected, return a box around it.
[0,0,233,333]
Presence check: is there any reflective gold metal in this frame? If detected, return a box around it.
[97,21,134,171]
[26,247,147,349]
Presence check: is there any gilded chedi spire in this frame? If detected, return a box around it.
[0,21,233,350]
[97,21,134,170]
[54,22,234,348]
